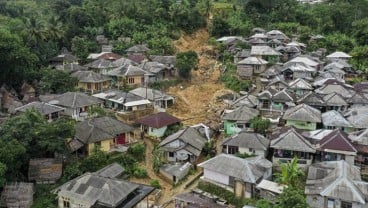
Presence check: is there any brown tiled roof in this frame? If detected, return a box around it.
[28,158,62,183]
[136,112,180,128]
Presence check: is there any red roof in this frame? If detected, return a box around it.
[98,52,122,60]
[127,54,146,64]
[319,130,357,153]
[136,112,181,128]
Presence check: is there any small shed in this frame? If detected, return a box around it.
[28,158,63,184]
[256,179,286,202]
[159,162,192,184]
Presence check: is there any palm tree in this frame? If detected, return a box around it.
[46,16,65,41]
[22,16,47,44]
[275,157,304,187]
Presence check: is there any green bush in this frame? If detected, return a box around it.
[128,143,145,162]
[150,179,161,189]
[133,167,148,178]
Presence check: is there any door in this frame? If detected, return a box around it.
[116,134,126,144]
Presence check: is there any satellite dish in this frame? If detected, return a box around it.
[177,153,188,161]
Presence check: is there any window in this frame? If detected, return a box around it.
[168,152,174,157]
[249,148,255,154]
[327,198,335,208]
[254,65,260,71]
[62,197,70,208]
[341,201,352,208]
[87,83,92,89]
[128,77,135,84]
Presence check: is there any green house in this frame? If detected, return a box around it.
[222,105,259,135]
[283,103,321,131]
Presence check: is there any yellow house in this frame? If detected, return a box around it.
[71,70,111,94]
[106,64,148,88]
[70,116,134,155]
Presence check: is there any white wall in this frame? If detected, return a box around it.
[203,169,230,186]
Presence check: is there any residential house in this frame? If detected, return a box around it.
[326,51,352,62]
[288,78,313,97]
[270,89,296,113]
[234,49,251,64]
[286,56,321,70]
[20,82,37,103]
[315,82,354,99]
[281,62,316,81]
[127,54,147,64]
[71,70,111,94]
[323,92,348,112]
[222,131,270,157]
[93,90,152,112]
[297,92,325,111]
[126,44,150,55]
[250,45,281,63]
[87,51,122,60]
[112,57,137,67]
[266,30,289,43]
[305,160,368,208]
[49,48,78,67]
[150,55,176,69]
[45,92,103,121]
[345,107,368,131]
[349,129,368,165]
[198,154,272,198]
[256,180,286,203]
[348,92,368,108]
[28,158,62,184]
[69,116,134,155]
[160,162,192,184]
[140,61,176,82]
[276,45,302,62]
[173,190,228,208]
[105,64,150,87]
[283,103,322,130]
[230,93,259,109]
[222,105,259,135]
[53,164,155,208]
[136,112,181,138]
[159,127,207,163]
[55,63,88,74]
[15,101,64,121]
[260,65,282,80]
[237,57,268,79]
[317,129,357,164]
[265,78,288,91]
[268,38,284,48]
[321,110,352,131]
[271,127,316,167]
[129,87,174,109]
[0,182,34,208]
[257,88,277,112]
[84,59,116,74]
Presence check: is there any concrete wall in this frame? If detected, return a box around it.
[239,147,266,157]
[307,195,366,208]
[88,139,113,155]
[286,120,317,130]
[148,126,167,138]
[203,169,230,186]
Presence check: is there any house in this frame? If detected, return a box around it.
[315,82,354,99]
[93,90,152,112]
[288,78,313,97]
[281,62,316,81]
[0,182,34,208]
[260,65,282,80]
[344,107,368,131]
[136,112,181,138]
[266,30,289,43]
[150,55,176,69]
[222,131,270,157]
[159,127,207,163]
[256,179,287,203]
[271,127,316,167]
[94,162,125,178]
[234,49,251,64]
[198,154,272,198]
[322,92,348,112]
[112,57,137,67]
[173,189,228,208]
[286,56,321,70]
[53,164,155,208]
[222,105,259,135]
[283,103,321,130]
[349,129,368,165]
[265,78,289,91]
[159,162,192,184]
[28,158,62,184]
[20,82,37,103]
[237,57,268,79]
[321,110,352,131]
[276,45,302,61]
[129,87,174,109]
[87,51,121,60]
[15,101,64,121]
[46,92,103,121]
[297,92,325,111]
[49,48,78,67]
[55,63,88,74]
[317,129,357,164]
[305,160,368,208]
[84,59,116,74]
[105,64,150,87]
[271,89,296,113]
[71,70,111,94]
[326,51,352,62]
[230,93,259,108]
[69,116,135,155]
[250,46,281,63]
[126,44,150,55]
[347,92,368,108]
[140,61,176,82]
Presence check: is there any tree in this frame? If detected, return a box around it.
[71,36,98,63]
[275,186,308,208]
[275,157,304,187]
[351,45,368,73]
[39,68,77,94]
[176,51,199,79]
[250,117,271,134]
[152,144,164,173]
[128,143,145,162]
[352,18,368,45]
